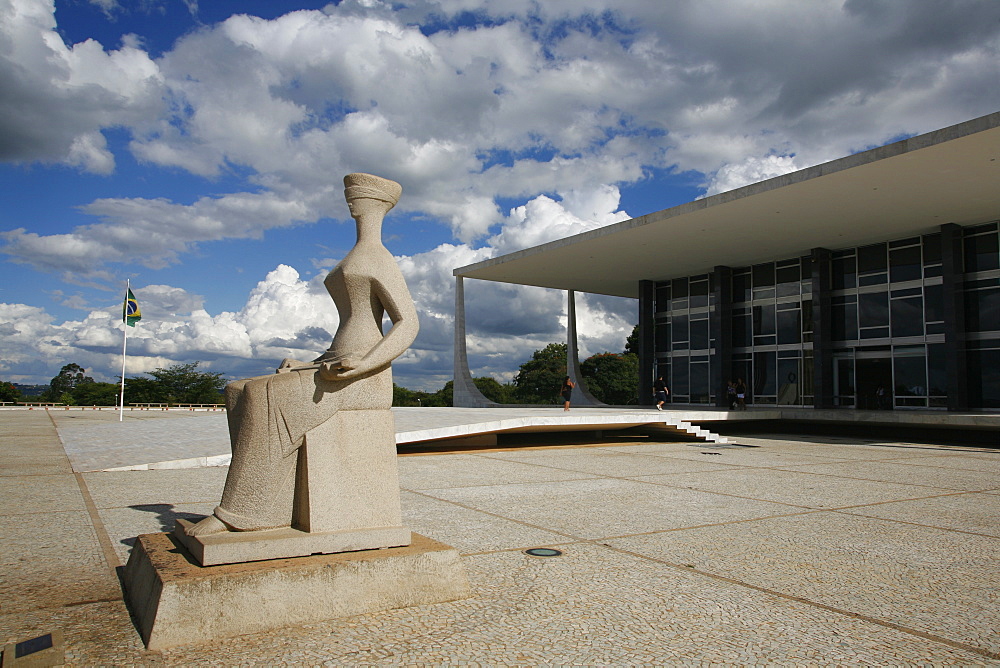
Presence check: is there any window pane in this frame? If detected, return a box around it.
[966,287,1000,332]
[656,285,671,312]
[832,255,856,290]
[690,362,709,403]
[776,263,800,298]
[777,308,801,344]
[753,351,776,396]
[859,291,889,328]
[655,321,670,353]
[924,284,943,323]
[753,304,775,336]
[889,245,922,283]
[753,263,775,288]
[891,296,923,337]
[833,301,858,341]
[964,231,1000,273]
[732,272,750,303]
[690,319,709,350]
[672,315,688,343]
[927,343,946,396]
[672,277,689,298]
[777,357,800,405]
[923,233,941,266]
[732,314,750,348]
[673,358,690,395]
[690,279,709,308]
[894,355,927,397]
[858,243,887,273]
[969,349,1000,409]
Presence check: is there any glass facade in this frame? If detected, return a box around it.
[649,222,1000,410]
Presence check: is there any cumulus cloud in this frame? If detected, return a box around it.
[4,0,999,273]
[0,189,639,389]
[2,0,999,388]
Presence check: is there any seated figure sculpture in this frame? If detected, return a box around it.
[187,173,417,537]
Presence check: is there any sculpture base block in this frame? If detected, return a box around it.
[123,531,471,651]
[173,519,411,566]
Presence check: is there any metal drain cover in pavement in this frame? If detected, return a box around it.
[525,548,563,557]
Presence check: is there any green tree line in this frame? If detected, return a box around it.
[0,362,227,406]
[1,325,639,407]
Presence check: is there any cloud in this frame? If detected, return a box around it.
[0,189,639,390]
[0,0,164,168]
[4,1,999,274]
[2,0,999,390]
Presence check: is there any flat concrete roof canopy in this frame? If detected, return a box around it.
[455,112,1000,298]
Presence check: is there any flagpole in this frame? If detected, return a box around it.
[119,279,129,422]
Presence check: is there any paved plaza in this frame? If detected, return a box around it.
[1,408,998,665]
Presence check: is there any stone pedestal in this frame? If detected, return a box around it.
[123,532,471,651]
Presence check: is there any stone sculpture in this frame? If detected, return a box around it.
[185,173,417,542]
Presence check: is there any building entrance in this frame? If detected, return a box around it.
[855,356,892,410]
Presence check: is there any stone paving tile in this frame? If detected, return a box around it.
[139,545,992,666]
[0,511,120,613]
[96,502,218,566]
[397,453,599,490]
[843,491,1000,537]
[424,477,799,540]
[53,411,229,472]
[897,452,1000,474]
[608,441,858,467]
[0,600,155,666]
[713,436,961,461]
[774,459,1000,492]
[400,491,571,554]
[82,467,227,509]
[477,448,740,477]
[0,474,88,516]
[608,512,1000,657]
[0,455,73,476]
[631,466,949,509]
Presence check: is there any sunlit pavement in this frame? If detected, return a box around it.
[2,409,999,665]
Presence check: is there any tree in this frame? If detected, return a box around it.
[123,362,226,406]
[512,342,568,404]
[623,324,639,356]
[45,363,93,402]
[582,352,639,405]
[0,380,21,404]
[473,376,515,404]
[71,382,120,406]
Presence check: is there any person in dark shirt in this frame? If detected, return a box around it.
[654,376,669,411]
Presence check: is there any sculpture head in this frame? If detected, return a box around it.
[344,173,402,221]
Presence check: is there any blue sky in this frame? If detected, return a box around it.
[2,0,999,390]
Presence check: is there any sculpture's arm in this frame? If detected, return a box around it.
[321,267,418,381]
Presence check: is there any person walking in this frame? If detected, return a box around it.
[727,380,737,410]
[561,376,575,411]
[654,375,670,411]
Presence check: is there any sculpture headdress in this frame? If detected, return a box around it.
[344,173,402,209]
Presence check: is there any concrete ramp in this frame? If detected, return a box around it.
[393,407,728,446]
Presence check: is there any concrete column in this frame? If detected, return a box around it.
[638,280,655,406]
[565,290,605,406]
[940,224,969,411]
[810,248,834,408]
[712,266,733,408]
[452,275,499,408]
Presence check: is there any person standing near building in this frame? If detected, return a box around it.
[561,376,575,411]
[654,375,669,411]
[735,378,747,410]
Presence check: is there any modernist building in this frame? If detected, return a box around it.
[454,112,1000,411]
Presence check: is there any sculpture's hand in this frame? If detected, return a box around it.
[276,358,309,373]
[318,357,362,381]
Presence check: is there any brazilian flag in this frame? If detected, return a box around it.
[123,288,141,327]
